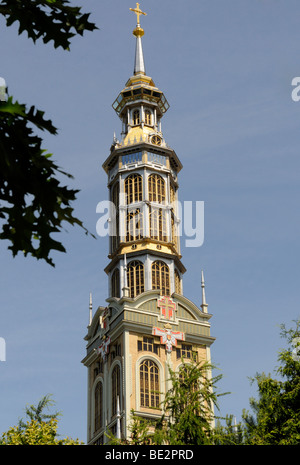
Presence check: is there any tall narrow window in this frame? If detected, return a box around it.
[111,268,120,298]
[133,109,140,125]
[140,360,159,408]
[94,382,103,432]
[148,174,165,204]
[127,260,145,298]
[149,206,167,241]
[111,365,120,417]
[126,208,143,241]
[152,260,170,296]
[125,174,143,205]
[111,181,119,253]
[145,110,152,126]
[175,269,181,294]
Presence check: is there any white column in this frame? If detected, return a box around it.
[123,331,131,440]
[145,254,151,291]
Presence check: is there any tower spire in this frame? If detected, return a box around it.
[89,292,93,325]
[201,270,208,313]
[130,3,147,75]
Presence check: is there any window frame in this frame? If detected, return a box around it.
[111,364,121,418]
[125,173,143,206]
[133,109,140,126]
[127,260,145,298]
[93,378,104,434]
[148,173,166,204]
[151,260,170,296]
[139,359,160,409]
[137,336,160,355]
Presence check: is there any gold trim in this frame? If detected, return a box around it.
[133,26,144,38]
[130,3,147,25]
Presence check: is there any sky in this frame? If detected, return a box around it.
[0,0,300,442]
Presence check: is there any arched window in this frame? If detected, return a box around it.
[149,206,167,241]
[111,181,119,253]
[111,268,120,298]
[148,174,165,204]
[145,109,152,126]
[133,109,140,125]
[126,208,143,242]
[152,260,170,295]
[125,174,143,205]
[111,365,121,417]
[94,381,103,432]
[175,269,181,294]
[127,260,144,298]
[140,359,160,408]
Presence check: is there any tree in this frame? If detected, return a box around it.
[0,1,97,266]
[0,394,83,445]
[106,409,152,445]
[108,360,228,446]
[18,394,60,427]
[0,419,83,445]
[212,415,244,445]
[105,322,300,446]
[242,320,300,445]
[153,360,228,445]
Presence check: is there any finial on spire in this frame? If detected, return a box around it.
[130,3,146,75]
[201,271,208,313]
[89,292,93,325]
[201,271,206,305]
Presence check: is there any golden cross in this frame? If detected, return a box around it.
[130,3,147,24]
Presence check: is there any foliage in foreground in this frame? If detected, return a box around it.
[2,321,299,445]
[108,360,229,445]
[0,0,97,266]
[0,394,83,445]
[242,320,300,445]
[107,320,300,446]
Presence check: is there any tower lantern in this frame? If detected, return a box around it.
[82,5,215,445]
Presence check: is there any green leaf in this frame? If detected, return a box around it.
[0,0,97,50]
[0,96,94,266]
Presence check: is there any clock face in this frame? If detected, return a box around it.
[151,135,162,146]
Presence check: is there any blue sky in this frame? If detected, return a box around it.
[0,0,300,442]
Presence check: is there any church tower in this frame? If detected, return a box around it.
[82,4,215,445]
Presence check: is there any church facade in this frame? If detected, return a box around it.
[81,4,215,445]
